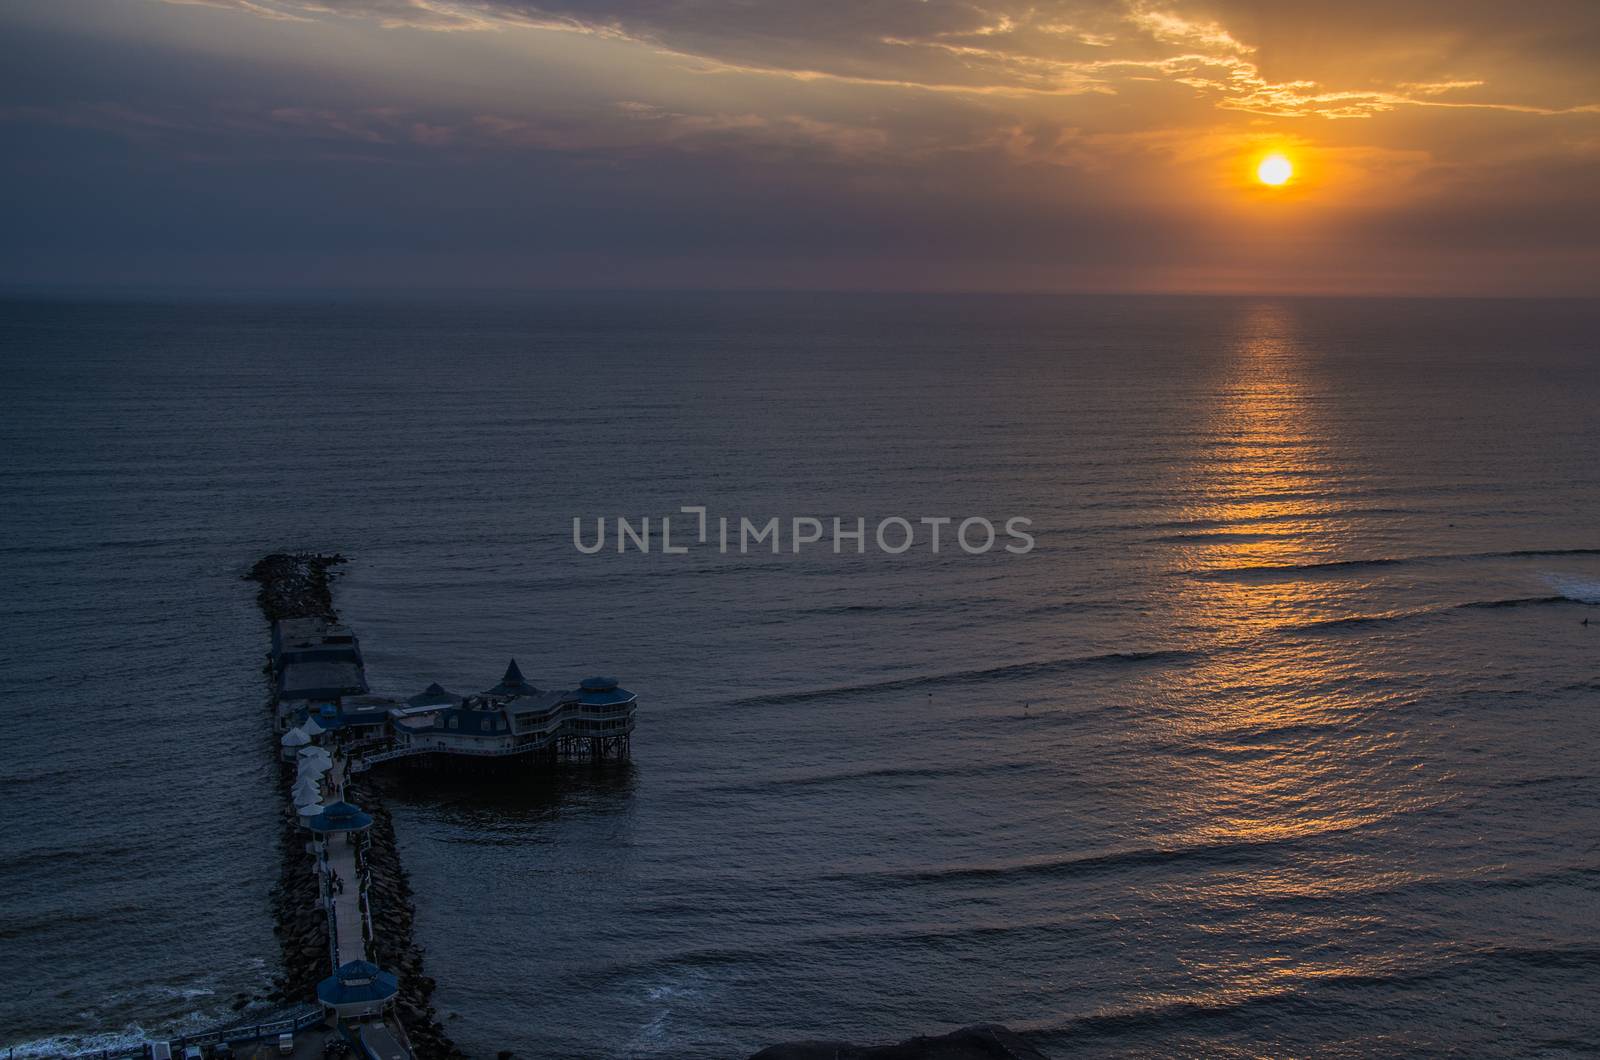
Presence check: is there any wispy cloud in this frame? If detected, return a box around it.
[4,0,1595,294]
[157,0,1600,119]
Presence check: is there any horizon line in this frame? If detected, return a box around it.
[3,284,1597,304]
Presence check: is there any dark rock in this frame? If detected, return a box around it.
[750,1024,1051,1060]
[244,551,347,622]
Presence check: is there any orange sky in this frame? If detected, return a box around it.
[2,0,1597,294]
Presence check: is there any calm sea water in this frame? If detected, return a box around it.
[2,294,1598,1058]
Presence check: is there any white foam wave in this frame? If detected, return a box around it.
[5,1022,152,1059]
[1544,574,1600,605]
[628,970,715,1052]
[7,1001,228,1058]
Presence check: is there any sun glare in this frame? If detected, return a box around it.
[1256,154,1293,186]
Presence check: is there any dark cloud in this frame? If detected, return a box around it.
[0,0,1596,294]
[162,0,1600,114]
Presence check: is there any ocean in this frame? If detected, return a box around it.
[1,293,1597,1057]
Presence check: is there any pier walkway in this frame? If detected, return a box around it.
[325,833,366,965]
[321,756,367,966]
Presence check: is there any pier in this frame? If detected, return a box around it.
[39,552,636,1059]
[251,552,636,1060]
[249,553,443,1060]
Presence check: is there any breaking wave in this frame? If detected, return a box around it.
[725,649,1192,707]
[1196,547,1600,580]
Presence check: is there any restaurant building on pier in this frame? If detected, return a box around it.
[378,661,636,768]
[268,621,638,772]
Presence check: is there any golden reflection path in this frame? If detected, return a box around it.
[1114,301,1444,1012]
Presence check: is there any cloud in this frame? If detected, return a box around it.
[3,0,1597,294]
[161,0,314,22]
[2,94,900,164]
[161,0,505,31]
[160,0,1600,118]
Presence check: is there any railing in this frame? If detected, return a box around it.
[169,1003,324,1050]
[352,709,634,773]
[325,879,342,971]
[314,840,340,971]
[512,705,637,735]
[353,739,543,771]
[350,744,432,772]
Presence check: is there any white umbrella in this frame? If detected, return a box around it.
[298,760,331,779]
[297,802,326,817]
[280,727,311,748]
[302,716,326,736]
[292,778,322,799]
[298,746,332,763]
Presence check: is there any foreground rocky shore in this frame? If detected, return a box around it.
[246,551,462,1059]
[752,1024,1050,1060]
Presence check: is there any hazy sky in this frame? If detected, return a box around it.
[2,0,1597,294]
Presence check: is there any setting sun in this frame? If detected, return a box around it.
[1257,154,1294,186]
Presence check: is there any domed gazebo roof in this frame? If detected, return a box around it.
[577,676,635,707]
[407,681,461,708]
[305,800,373,835]
[485,659,540,698]
[316,960,399,1009]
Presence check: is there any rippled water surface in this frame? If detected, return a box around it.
[2,294,1598,1057]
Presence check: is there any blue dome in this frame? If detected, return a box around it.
[577,678,634,707]
[317,960,399,1007]
[306,800,374,834]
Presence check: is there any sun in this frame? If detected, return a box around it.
[1256,153,1293,186]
